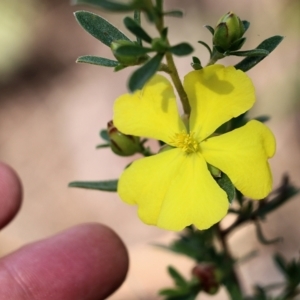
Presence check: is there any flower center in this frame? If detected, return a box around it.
[170,131,200,154]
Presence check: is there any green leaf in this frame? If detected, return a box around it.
[128,53,164,92]
[124,17,152,43]
[227,49,269,57]
[161,27,168,39]
[75,11,130,47]
[163,10,183,18]
[204,25,214,35]
[100,129,109,141]
[69,179,118,192]
[274,254,287,275]
[168,266,188,288]
[133,10,142,45]
[235,36,284,72]
[192,56,200,64]
[169,43,194,56]
[76,55,119,67]
[254,115,270,123]
[197,40,212,57]
[72,0,135,12]
[115,44,152,56]
[242,20,250,32]
[216,173,235,203]
[114,64,128,71]
[96,143,110,148]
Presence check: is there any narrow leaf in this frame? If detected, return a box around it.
[69,179,118,192]
[161,27,168,39]
[163,10,183,18]
[75,11,130,47]
[228,49,269,57]
[273,254,288,275]
[198,40,212,57]
[192,56,200,64]
[169,43,194,56]
[168,266,188,288]
[96,143,110,148]
[72,0,135,12]
[100,129,109,141]
[133,10,142,45]
[254,115,270,123]
[77,55,119,67]
[216,173,235,203]
[128,53,164,92]
[204,25,214,35]
[115,45,152,56]
[124,17,152,43]
[242,20,250,32]
[235,36,284,72]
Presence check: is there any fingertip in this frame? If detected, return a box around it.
[0,223,129,300]
[0,162,22,228]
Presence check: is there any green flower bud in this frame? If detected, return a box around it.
[107,121,141,156]
[213,12,245,52]
[192,263,222,295]
[111,40,141,66]
[151,38,168,53]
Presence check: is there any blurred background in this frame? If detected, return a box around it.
[0,0,300,299]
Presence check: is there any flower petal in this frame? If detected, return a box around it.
[201,120,276,199]
[118,149,229,231]
[184,65,255,140]
[113,75,186,143]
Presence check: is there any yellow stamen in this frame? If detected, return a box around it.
[170,131,200,154]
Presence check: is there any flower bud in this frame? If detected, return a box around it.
[111,40,145,66]
[213,12,245,52]
[192,263,221,295]
[107,120,141,156]
[151,38,168,53]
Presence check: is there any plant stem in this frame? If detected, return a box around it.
[165,51,191,115]
[153,0,191,115]
[217,225,243,299]
[206,47,224,66]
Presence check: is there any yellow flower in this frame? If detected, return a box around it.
[113,65,275,231]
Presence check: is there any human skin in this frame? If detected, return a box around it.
[0,162,129,300]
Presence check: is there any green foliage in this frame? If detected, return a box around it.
[169,43,194,56]
[197,40,212,57]
[128,53,164,92]
[227,48,269,57]
[191,56,202,70]
[163,10,183,18]
[69,179,118,191]
[235,36,284,72]
[242,20,250,32]
[99,129,109,141]
[216,173,235,204]
[72,0,136,12]
[77,55,119,67]
[75,11,130,46]
[113,44,152,56]
[124,16,152,43]
[72,4,299,300]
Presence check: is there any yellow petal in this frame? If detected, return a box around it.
[113,75,186,143]
[118,149,229,231]
[184,65,255,140]
[201,120,276,199]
